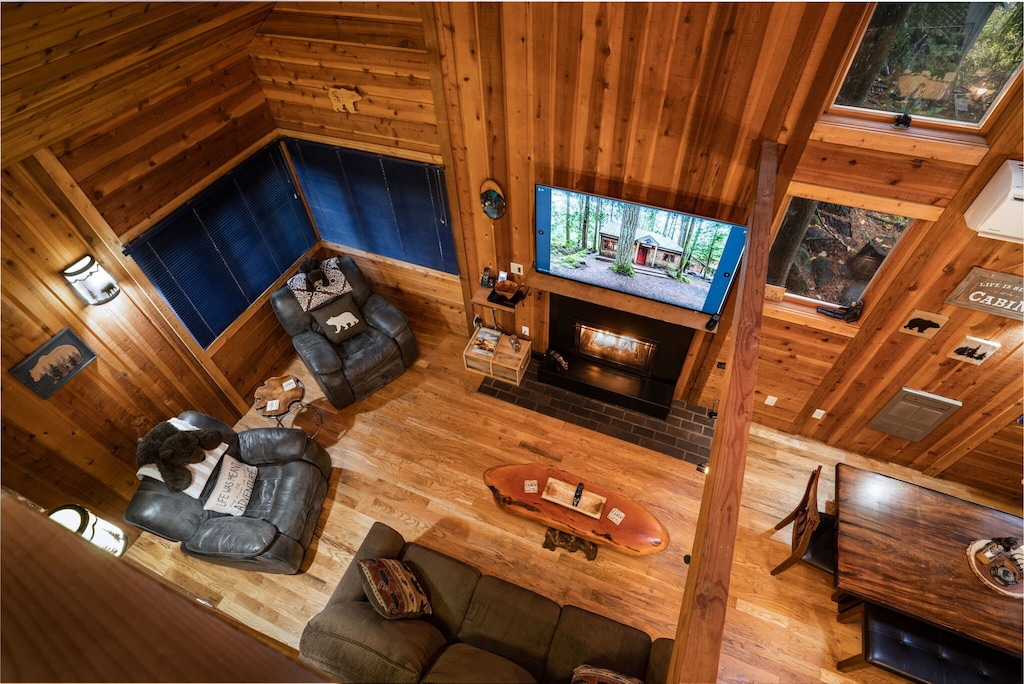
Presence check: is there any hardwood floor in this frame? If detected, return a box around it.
[124,328,1019,683]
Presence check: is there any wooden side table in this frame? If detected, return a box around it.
[254,375,322,439]
[463,330,532,386]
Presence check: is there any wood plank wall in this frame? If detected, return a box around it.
[698,77,1024,506]
[1,2,464,522]
[1,1,1020,521]
[429,1,865,394]
[0,157,239,525]
[249,2,443,159]
[428,2,1022,507]
[1,2,275,168]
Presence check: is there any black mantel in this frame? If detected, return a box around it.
[538,294,695,419]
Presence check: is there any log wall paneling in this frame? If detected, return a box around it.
[250,2,442,157]
[1,158,239,524]
[1,2,275,168]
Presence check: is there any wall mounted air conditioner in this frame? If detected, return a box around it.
[963,160,1023,244]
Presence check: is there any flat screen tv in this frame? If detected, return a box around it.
[535,185,746,317]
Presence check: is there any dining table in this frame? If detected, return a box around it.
[835,463,1023,656]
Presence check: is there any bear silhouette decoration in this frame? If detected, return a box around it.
[326,311,359,334]
[904,317,941,334]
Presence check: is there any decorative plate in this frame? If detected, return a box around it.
[966,538,1024,598]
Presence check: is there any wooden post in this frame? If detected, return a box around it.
[668,141,777,683]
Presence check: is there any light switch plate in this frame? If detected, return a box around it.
[510,262,524,275]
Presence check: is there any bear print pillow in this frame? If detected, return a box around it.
[309,293,368,344]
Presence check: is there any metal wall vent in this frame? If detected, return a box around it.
[866,387,962,442]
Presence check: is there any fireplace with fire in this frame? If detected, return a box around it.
[539,294,694,419]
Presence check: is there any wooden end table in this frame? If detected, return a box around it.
[254,375,322,439]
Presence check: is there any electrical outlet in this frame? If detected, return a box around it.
[521,325,530,337]
[764,395,778,407]
[510,262,524,276]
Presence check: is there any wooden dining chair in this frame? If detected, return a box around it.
[770,465,837,576]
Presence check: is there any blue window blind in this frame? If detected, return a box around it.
[125,142,317,348]
[285,139,458,274]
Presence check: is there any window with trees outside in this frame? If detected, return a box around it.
[766,197,912,306]
[834,2,1022,125]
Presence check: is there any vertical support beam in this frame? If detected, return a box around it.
[668,141,777,683]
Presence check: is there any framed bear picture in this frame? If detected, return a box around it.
[10,327,97,399]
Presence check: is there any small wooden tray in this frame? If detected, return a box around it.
[541,478,606,519]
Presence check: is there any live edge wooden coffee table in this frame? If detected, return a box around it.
[484,463,669,560]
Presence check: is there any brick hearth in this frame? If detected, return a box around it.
[478,358,714,465]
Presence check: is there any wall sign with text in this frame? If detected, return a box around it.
[944,267,1023,321]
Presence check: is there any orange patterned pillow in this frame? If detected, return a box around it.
[358,558,432,619]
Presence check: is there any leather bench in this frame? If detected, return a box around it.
[838,602,1022,684]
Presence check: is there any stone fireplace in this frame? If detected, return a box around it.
[539,294,694,419]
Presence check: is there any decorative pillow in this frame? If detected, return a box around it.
[309,293,368,344]
[358,558,432,619]
[135,417,228,499]
[286,257,352,311]
[202,454,258,516]
[571,665,644,684]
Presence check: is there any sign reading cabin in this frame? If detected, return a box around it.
[945,267,1024,321]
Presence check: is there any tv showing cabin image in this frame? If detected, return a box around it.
[535,185,746,316]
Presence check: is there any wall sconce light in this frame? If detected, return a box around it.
[48,503,128,557]
[61,255,120,305]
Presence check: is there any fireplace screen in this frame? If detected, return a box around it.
[574,322,657,376]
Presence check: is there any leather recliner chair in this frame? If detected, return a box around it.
[270,256,418,409]
[124,411,331,574]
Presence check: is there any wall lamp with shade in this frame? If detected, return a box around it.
[61,255,120,305]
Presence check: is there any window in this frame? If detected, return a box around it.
[834,2,1023,125]
[286,139,458,275]
[767,197,911,306]
[125,142,318,348]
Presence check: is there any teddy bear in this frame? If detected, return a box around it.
[136,421,222,492]
[298,257,327,290]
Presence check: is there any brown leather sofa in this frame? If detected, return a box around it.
[299,522,673,683]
